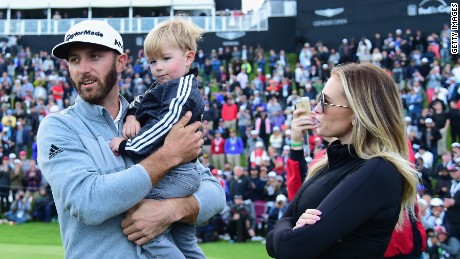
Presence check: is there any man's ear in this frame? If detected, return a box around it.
[116,53,128,73]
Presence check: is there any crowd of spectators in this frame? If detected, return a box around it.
[0,25,459,256]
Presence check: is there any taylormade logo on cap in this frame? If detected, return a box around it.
[65,30,104,41]
[52,20,123,59]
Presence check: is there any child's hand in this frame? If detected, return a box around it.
[110,137,125,156]
[123,115,141,138]
[293,209,322,230]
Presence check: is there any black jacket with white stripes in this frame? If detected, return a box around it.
[119,68,204,161]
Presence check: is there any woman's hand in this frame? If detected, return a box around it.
[293,209,322,230]
[291,109,318,143]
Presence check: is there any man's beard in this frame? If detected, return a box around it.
[72,61,118,104]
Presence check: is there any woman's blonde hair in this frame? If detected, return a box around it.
[144,15,203,59]
[308,62,419,228]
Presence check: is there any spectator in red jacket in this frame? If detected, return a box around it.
[221,96,238,131]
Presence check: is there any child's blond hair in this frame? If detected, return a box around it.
[144,16,203,59]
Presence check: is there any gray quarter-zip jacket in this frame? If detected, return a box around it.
[37,95,225,259]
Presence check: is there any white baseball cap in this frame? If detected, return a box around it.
[424,118,433,124]
[276,194,287,202]
[430,198,444,207]
[52,20,124,59]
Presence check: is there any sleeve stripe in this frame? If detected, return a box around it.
[125,74,193,152]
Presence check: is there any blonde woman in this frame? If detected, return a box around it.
[266,63,419,258]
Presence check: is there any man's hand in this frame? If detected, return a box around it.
[164,111,203,165]
[123,115,141,138]
[121,196,199,245]
[110,137,125,155]
[121,199,177,245]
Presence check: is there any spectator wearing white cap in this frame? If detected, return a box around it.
[261,153,274,170]
[249,141,268,169]
[283,128,292,146]
[265,171,282,208]
[7,152,16,169]
[425,198,446,230]
[245,130,264,157]
[267,194,288,233]
[452,142,460,163]
[418,199,431,229]
[404,116,419,137]
[338,37,352,64]
[9,158,24,199]
[419,57,431,81]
